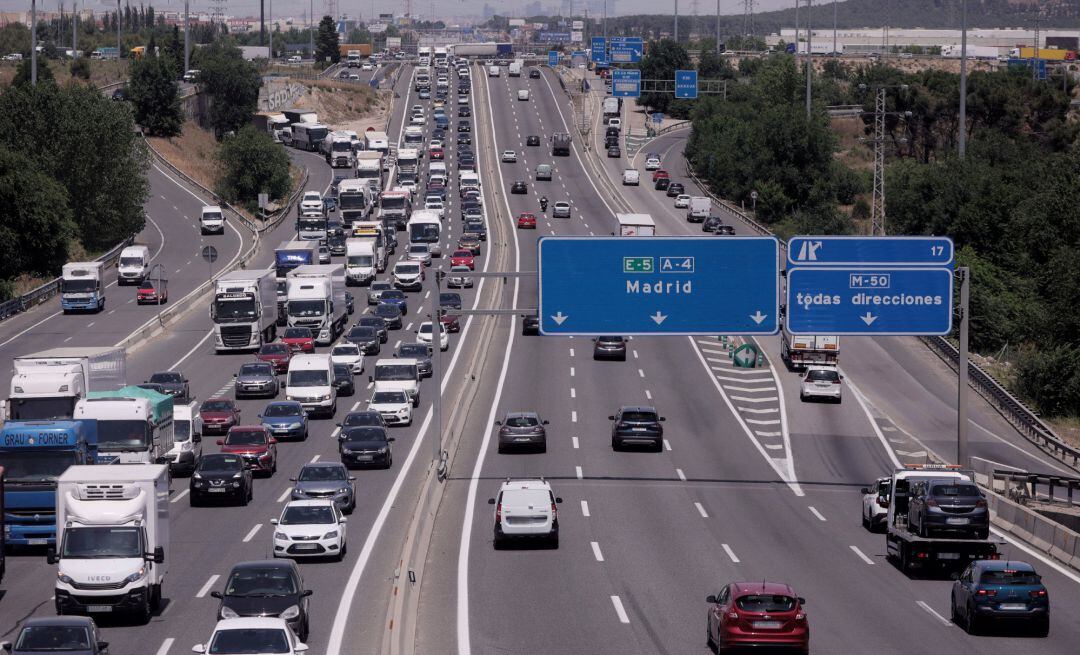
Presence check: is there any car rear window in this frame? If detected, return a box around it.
[806,369,839,382]
[735,595,797,612]
[505,416,539,427]
[621,411,657,422]
[932,484,980,497]
[980,570,1040,585]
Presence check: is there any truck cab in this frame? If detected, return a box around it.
[60,262,106,313]
[74,386,174,465]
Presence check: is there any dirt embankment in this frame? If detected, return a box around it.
[146,120,222,192]
[285,80,390,133]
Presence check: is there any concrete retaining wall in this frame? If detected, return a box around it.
[988,490,1080,571]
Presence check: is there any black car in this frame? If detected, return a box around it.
[511,180,528,194]
[345,325,381,354]
[457,134,473,146]
[458,122,471,133]
[715,225,736,235]
[527,135,541,146]
[339,410,387,430]
[529,68,542,79]
[356,315,388,343]
[702,215,724,233]
[666,182,685,197]
[333,363,355,397]
[189,454,253,506]
[111,87,127,101]
[605,135,619,148]
[459,156,476,171]
[458,107,472,117]
[396,342,433,377]
[338,425,395,468]
[607,145,621,158]
[655,177,670,191]
[374,303,403,329]
[593,336,627,361]
[327,230,347,256]
[522,313,540,335]
[464,219,487,241]
[7,616,109,655]
[609,406,665,451]
[439,292,463,311]
[211,560,312,641]
[908,479,990,539]
[145,371,190,401]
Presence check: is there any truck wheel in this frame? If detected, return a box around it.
[134,595,152,624]
[150,583,162,611]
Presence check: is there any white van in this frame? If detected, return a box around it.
[164,401,201,475]
[429,162,447,178]
[117,245,151,284]
[372,358,421,406]
[488,66,500,77]
[286,353,337,417]
[345,238,377,285]
[518,89,530,101]
[200,205,225,235]
[622,169,640,186]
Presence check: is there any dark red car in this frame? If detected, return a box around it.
[256,342,292,374]
[517,212,537,229]
[439,313,461,333]
[652,169,669,182]
[216,425,278,476]
[200,398,241,435]
[281,327,315,353]
[706,581,809,654]
[430,147,444,160]
[450,249,475,270]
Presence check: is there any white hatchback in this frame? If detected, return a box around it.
[501,150,517,163]
[416,321,449,351]
[271,500,347,560]
[674,194,691,208]
[552,201,571,218]
[367,389,414,426]
[799,366,843,403]
[644,156,662,170]
[489,478,563,548]
[330,343,364,374]
[861,477,891,531]
[192,617,308,654]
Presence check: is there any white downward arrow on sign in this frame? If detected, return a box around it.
[750,310,768,325]
[650,311,667,325]
[861,312,878,326]
[551,312,569,325]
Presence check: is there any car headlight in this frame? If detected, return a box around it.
[321,395,331,401]
[193,472,203,480]
[378,447,389,454]
[334,488,349,496]
[232,472,243,478]
[124,567,147,584]
[279,605,301,620]
[397,408,409,415]
[294,487,306,496]
[274,531,289,540]
[57,572,75,584]
[220,605,240,619]
[261,423,274,431]
[289,422,303,429]
[322,531,339,539]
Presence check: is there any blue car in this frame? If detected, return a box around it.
[259,401,309,441]
[951,560,1049,636]
[379,289,409,314]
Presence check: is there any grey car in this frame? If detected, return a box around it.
[3,616,109,654]
[496,411,549,453]
[234,362,280,399]
[290,461,356,513]
[145,371,190,402]
[396,342,433,377]
[374,302,403,329]
[593,336,627,361]
[368,280,392,305]
[356,315,389,343]
[346,325,381,354]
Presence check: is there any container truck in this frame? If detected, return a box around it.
[1009,46,1074,61]
[496,43,513,57]
[8,347,127,421]
[60,262,107,313]
[356,151,386,193]
[347,50,362,67]
[338,179,373,226]
[0,419,104,547]
[74,387,174,465]
[337,43,372,58]
[452,42,500,57]
[884,465,1004,575]
[286,264,348,345]
[283,110,318,125]
[686,197,711,222]
[49,464,169,623]
[211,269,278,352]
[941,44,1001,59]
[796,41,844,55]
[616,214,656,237]
[552,132,571,156]
[780,324,839,369]
[602,97,621,117]
[274,240,319,280]
[324,131,356,168]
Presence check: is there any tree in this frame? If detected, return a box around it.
[315,15,340,67]
[128,54,183,137]
[216,125,292,210]
[70,57,91,80]
[12,57,55,88]
[0,146,76,283]
[0,23,31,56]
[638,39,691,114]
[195,41,262,138]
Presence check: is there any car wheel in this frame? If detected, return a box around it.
[1033,616,1049,638]
[190,494,200,508]
[493,531,504,550]
[134,594,152,625]
[654,440,664,453]
[707,621,717,653]
[966,603,979,635]
[241,488,249,506]
[336,543,347,561]
[549,533,559,549]
[862,511,870,530]
[611,438,620,451]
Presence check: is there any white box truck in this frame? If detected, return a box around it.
[356,152,385,193]
[291,122,329,152]
[74,386,174,465]
[60,262,107,313]
[603,97,621,117]
[508,59,524,76]
[687,197,711,222]
[8,347,126,420]
[345,239,378,285]
[616,214,656,236]
[780,324,839,369]
[372,358,421,407]
[364,130,389,154]
[211,269,279,352]
[49,464,169,623]
[286,264,348,345]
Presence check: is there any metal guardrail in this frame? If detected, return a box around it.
[827,104,864,117]
[991,470,1080,507]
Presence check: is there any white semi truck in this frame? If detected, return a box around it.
[616,214,656,236]
[211,269,278,352]
[49,464,169,623]
[60,262,107,313]
[780,324,839,369]
[8,347,126,420]
[356,152,385,193]
[286,264,348,346]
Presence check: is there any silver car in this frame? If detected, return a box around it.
[368,280,392,305]
[407,244,432,266]
[234,362,280,399]
[446,265,474,288]
[290,461,356,513]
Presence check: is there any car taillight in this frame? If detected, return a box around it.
[925,499,938,507]
[551,502,557,518]
[976,589,997,597]
[975,499,987,508]
[495,503,502,524]
[1030,589,1047,598]
[795,612,806,621]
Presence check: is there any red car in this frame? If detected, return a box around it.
[199,398,241,435]
[517,212,537,229]
[652,169,669,182]
[136,279,168,304]
[440,313,461,333]
[217,425,278,476]
[256,342,292,374]
[281,327,315,353]
[706,581,809,654]
[430,147,444,160]
[450,249,476,270]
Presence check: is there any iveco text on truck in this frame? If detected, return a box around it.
[9,347,127,421]
[211,269,278,352]
[60,262,106,313]
[74,386,174,465]
[286,264,348,345]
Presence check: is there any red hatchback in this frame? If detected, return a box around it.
[199,398,241,435]
[281,327,315,353]
[256,342,292,374]
[517,212,537,229]
[439,313,461,333]
[706,582,808,654]
[430,147,444,160]
[450,249,476,270]
[652,169,669,182]
[217,426,278,476]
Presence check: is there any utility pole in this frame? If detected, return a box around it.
[832,0,837,56]
[261,0,266,46]
[73,0,78,60]
[958,0,967,159]
[794,0,799,52]
[716,0,720,52]
[117,0,122,59]
[870,87,886,236]
[957,266,970,468]
[309,0,314,60]
[674,0,679,42]
[805,0,812,120]
[184,0,190,74]
[31,0,36,85]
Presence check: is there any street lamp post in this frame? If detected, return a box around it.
[958,0,967,159]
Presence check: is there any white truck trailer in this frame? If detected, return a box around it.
[286,264,348,346]
[780,324,839,369]
[211,269,278,352]
[74,386,174,465]
[8,347,127,420]
[616,214,656,236]
[50,464,169,623]
[356,151,385,193]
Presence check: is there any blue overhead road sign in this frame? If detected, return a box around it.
[785,267,954,336]
[611,69,641,98]
[537,236,780,335]
[591,36,607,65]
[788,236,954,267]
[548,50,559,67]
[607,37,643,63]
[675,69,698,99]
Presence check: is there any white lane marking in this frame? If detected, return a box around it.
[196,575,220,598]
[168,328,214,369]
[242,524,263,542]
[572,436,580,449]
[610,595,630,624]
[764,443,784,450]
[108,309,116,314]
[591,541,605,562]
[723,385,775,393]
[738,407,779,414]
[694,502,709,518]
[277,487,292,503]
[569,347,574,357]
[63,336,73,342]
[808,506,827,522]
[570,366,575,377]
[917,600,953,626]
[87,321,96,327]
[756,431,782,437]
[715,375,774,384]
[170,489,190,504]
[156,638,175,655]
[645,389,652,400]
[722,543,740,563]
[331,427,341,439]
[676,468,686,481]
[850,545,875,565]
[663,439,672,451]
[571,410,578,423]
[310,454,320,463]
[637,368,645,378]
[745,419,781,425]
[730,395,779,403]
[570,387,576,398]
[581,500,590,517]
[632,349,639,359]
[576,465,583,479]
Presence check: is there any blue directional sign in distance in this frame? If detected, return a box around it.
[786,268,953,336]
[537,236,780,335]
[788,236,954,267]
[611,69,641,98]
[548,50,559,67]
[675,69,698,98]
[608,37,643,63]
[591,36,607,64]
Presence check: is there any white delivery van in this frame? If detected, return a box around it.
[488,66,500,77]
[345,239,377,285]
[622,169,640,186]
[200,205,225,234]
[687,197,711,222]
[164,400,201,475]
[286,353,337,417]
[117,245,151,285]
[518,89,530,101]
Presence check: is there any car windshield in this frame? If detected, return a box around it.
[283,328,312,339]
[201,400,234,412]
[399,345,428,357]
[263,404,301,418]
[261,344,289,355]
[343,412,381,427]
[298,466,347,481]
[372,391,408,404]
[371,282,391,291]
[61,526,142,559]
[349,327,377,339]
[198,455,243,473]
[505,415,539,427]
[239,364,272,376]
[289,300,325,317]
[735,594,797,612]
[931,484,980,497]
[226,430,267,445]
[224,568,298,596]
[281,504,336,525]
[397,264,421,275]
[15,625,92,650]
[806,369,839,382]
[419,324,435,335]
[150,372,182,383]
[208,628,291,653]
[620,411,657,422]
[289,370,329,387]
[358,317,385,328]
[333,345,360,356]
[376,305,399,316]
[343,426,388,443]
[409,245,429,254]
[980,569,1041,585]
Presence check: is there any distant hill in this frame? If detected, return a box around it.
[752,0,1080,31]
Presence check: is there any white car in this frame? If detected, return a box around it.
[411,104,424,114]
[397,178,417,193]
[607,117,622,130]
[458,94,470,105]
[330,344,364,374]
[622,169,640,186]
[861,477,891,532]
[407,244,433,266]
[271,499,347,560]
[424,200,445,219]
[447,265,474,288]
[417,321,449,351]
[287,55,302,64]
[490,478,562,548]
[644,155,661,170]
[674,194,691,208]
[551,201,571,218]
[410,113,425,125]
[367,389,414,426]
[518,89,530,101]
[799,366,843,403]
[317,244,331,264]
[348,73,360,81]
[299,191,323,214]
[501,150,517,163]
[192,617,308,654]
[361,62,374,71]
[428,139,444,150]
